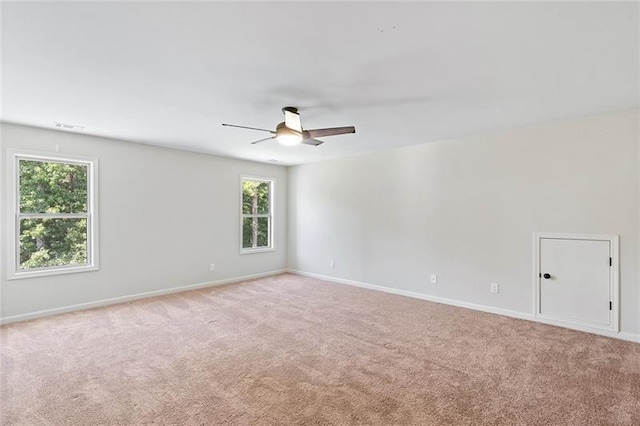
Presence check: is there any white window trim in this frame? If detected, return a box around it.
[6,148,100,280]
[240,175,275,254]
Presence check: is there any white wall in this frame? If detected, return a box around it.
[288,110,640,337]
[4,111,640,338]
[1,123,288,320]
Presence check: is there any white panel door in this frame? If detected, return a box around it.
[539,238,611,326]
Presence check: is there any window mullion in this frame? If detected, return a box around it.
[18,213,89,219]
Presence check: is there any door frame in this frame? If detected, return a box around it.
[533,232,619,333]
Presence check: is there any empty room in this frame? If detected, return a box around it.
[1,1,639,425]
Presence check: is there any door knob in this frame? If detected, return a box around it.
[543,273,551,279]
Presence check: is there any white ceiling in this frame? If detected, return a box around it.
[2,2,638,165]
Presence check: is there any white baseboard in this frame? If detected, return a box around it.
[0,269,287,325]
[288,269,640,344]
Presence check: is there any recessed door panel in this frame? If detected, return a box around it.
[539,238,610,326]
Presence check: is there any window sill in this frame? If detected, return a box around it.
[7,264,99,280]
[240,247,275,255]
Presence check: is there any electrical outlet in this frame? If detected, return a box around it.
[330,259,336,269]
[209,263,216,272]
[430,274,437,284]
[490,282,499,293]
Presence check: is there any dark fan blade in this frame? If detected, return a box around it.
[301,138,324,146]
[250,136,276,145]
[303,126,355,138]
[222,123,275,134]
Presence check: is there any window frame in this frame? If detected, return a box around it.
[240,175,275,254]
[6,149,100,280]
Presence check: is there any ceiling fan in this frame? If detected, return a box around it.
[222,107,356,146]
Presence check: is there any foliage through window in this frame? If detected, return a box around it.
[241,178,273,251]
[8,152,98,278]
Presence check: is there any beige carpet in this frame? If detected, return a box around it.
[1,273,639,425]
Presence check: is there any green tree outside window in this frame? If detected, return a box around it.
[242,179,272,249]
[18,159,89,269]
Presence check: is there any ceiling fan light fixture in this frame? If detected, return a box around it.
[276,123,303,146]
[277,133,303,146]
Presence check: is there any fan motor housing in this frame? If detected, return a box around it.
[276,121,302,137]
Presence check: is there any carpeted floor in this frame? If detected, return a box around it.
[1,273,639,425]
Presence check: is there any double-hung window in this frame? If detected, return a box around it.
[241,176,274,253]
[7,150,99,279]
